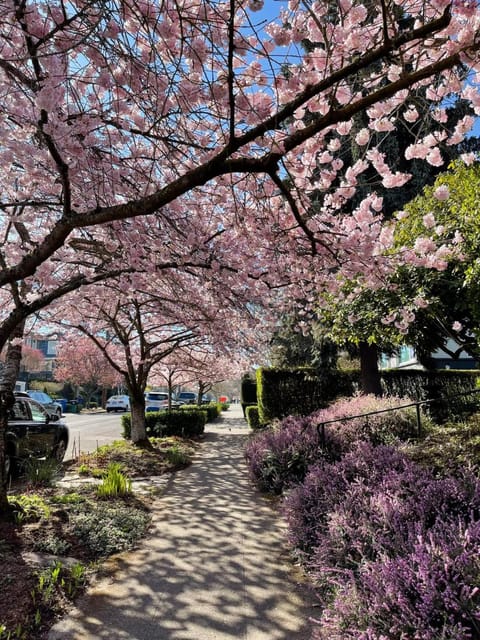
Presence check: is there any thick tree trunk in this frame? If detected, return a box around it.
[0,321,25,518]
[129,393,150,446]
[197,381,206,406]
[359,341,383,397]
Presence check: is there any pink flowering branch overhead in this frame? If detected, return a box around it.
[0,0,478,354]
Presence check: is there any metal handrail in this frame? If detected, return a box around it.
[315,387,480,446]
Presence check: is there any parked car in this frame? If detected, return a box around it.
[176,391,197,405]
[105,395,130,412]
[144,392,182,411]
[26,390,63,419]
[145,391,168,412]
[6,395,69,477]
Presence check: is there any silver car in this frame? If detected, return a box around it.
[26,390,63,419]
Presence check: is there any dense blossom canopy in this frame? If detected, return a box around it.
[0,0,479,353]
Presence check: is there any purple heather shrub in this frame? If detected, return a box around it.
[314,518,480,640]
[310,394,422,453]
[245,395,420,495]
[285,441,480,570]
[244,414,339,494]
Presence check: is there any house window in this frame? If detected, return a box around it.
[46,340,57,356]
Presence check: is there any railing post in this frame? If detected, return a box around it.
[317,422,325,447]
[416,402,422,436]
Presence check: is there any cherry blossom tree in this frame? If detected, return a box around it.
[0,0,479,510]
[48,267,266,443]
[152,344,251,406]
[54,336,122,406]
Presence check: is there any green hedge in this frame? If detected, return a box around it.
[180,402,220,422]
[250,366,480,426]
[257,366,357,424]
[122,409,207,439]
[381,369,480,422]
[241,375,257,418]
[246,405,262,430]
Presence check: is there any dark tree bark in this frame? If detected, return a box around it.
[0,320,25,517]
[359,341,383,396]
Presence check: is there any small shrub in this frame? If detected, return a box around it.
[71,504,150,557]
[245,395,426,495]
[96,463,132,498]
[122,409,206,439]
[8,494,50,523]
[314,517,480,640]
[245,415,333,494]
[34,534,71,556]
[246,405,262,430]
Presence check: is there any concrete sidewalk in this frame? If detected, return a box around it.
[49,405,315,640]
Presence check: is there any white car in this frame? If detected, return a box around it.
[105,395,130,412]
[144,391,169,412]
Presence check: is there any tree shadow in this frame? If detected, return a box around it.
[49,411,316,639]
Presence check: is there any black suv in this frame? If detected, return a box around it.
[5,395,69,477]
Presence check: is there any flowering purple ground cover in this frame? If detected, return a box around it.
[245,396,480,639]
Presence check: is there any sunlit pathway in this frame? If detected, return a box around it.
[49,405,315,640]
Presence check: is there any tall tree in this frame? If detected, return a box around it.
[0,0,478,511]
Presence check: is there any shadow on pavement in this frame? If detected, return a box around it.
[49,408,316,640]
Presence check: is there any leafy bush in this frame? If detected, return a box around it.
[246,405,262,429]
[202,403,220,422]
[122,409,206,439]
[245,395,423,495]
[8,494,50,523]
[70,503,150,557]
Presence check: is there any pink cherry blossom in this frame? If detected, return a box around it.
[433,185,450,201]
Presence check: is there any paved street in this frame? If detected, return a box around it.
[63,411,125,461]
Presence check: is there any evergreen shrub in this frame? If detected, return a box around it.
[245,405,262,430]
[256,366,358,423]
[122,409,206,439]
[284,445,480,639]
[241,374,257,417]
[382,369,480,422]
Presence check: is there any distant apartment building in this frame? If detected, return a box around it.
[20,334,60,380]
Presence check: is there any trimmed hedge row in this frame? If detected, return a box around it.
[241,375,257,417]
[256,366,357,424]
[122,408,207,439]
[254,366,480,425]
[245,405,262,430]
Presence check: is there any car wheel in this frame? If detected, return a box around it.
[51,439,67,463]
